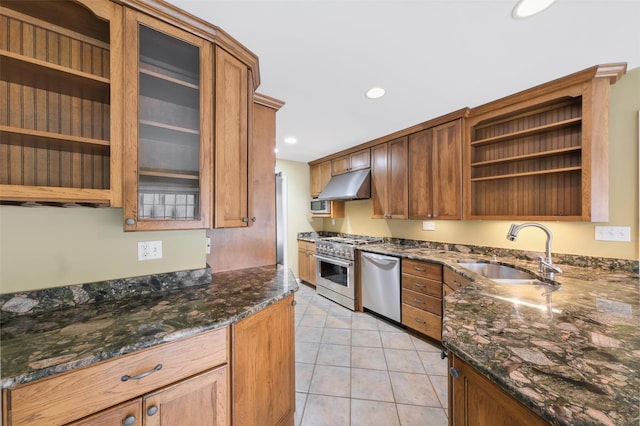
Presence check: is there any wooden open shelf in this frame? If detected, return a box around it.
[464,63,627,221]
[139,168,200,181]
[0,1,119,205]
[140,120,200,135]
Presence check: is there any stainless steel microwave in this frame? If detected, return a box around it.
[310,199,331,214]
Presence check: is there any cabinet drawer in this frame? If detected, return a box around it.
[443,267,472,291]
[402,289,442,315]
[402,259,442,281]
[6,327,228,426]
[402,304,441,341]
[298,240,316,253]
[402,274,442,298]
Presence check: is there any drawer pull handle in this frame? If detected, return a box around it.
[414,267,426,271]
[123,415,137,426]
[147,405,159,416]
[121,364,163,382]
[453,280,461,287]
[414,317,425,324]
[413,298,425,304]
[414,283,425,287]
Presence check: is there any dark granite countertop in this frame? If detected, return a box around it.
[1,264,298,389]
[358,243,639,426]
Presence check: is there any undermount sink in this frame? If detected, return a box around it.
[456,261,552,286]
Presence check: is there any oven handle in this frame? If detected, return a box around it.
[313,254,353,268]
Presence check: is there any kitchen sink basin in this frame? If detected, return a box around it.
[456,261,536,280]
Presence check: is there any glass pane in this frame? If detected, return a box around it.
[138,25,200,220]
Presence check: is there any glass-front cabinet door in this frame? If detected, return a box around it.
[123,10,211,230]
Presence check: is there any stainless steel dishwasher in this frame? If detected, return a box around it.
[361,252,401,322]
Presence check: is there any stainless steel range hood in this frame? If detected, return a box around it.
[316,169,371,201]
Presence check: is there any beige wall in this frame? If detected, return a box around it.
[276,159,322,276]
[0,207,206,293]
[321,68,640,261]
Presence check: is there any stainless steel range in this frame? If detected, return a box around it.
[314,236,383,310]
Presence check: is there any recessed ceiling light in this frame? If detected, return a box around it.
[365,87,386,99]
[284,137,297,144]
[512,0,557,19]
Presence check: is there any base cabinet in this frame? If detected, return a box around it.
[448,352,548,426]
[67,367,228,426]
[232,296,295,426]
[298,240,317,286]
[401,259,443,342]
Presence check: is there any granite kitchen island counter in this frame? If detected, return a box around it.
[1,264,298,389]
[359,243,639,426]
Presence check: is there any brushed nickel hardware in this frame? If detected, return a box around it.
[121,364,162,382]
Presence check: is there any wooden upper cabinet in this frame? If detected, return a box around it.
[0,0,123,206]
[464,63,626,221]
[310,160,331,197]
[331,148,371,175]
[213,46,251,228]
[122,9,212,230]
[371,137,408,219]
[409,119,462,220]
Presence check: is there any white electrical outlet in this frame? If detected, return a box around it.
[138,240,163,260]
[422,221,436,231]
[594,226,631,242]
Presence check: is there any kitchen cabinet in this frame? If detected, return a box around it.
[207,94,284,272]
[408,119,463,220]
[0,0,123,207]
[443,267,472,297]
[401,259,443,342]
[123,8,212,230]
[310,201,345,219]
[448,352,548,426]
[213,46,251,228]
[331,148,371,175]
[232,296,295,426]
[465,63,626,221]
[310,160,332,198]
[67,367,227,426]
[371,137,408,219]
[298,240,317,285]
[2,328,228,426]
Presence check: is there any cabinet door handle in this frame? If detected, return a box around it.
[123,415,137,426]
[291,300,297,306]
[125,218,136,226]
[449,367,460,379]
[251,217,256,222]
[453,280,461,288]
[242,217,249,223]
[147,405,159,416]
[121,364,162,382]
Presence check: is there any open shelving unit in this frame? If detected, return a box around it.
[464,64,627,221]
[0,1,120,206]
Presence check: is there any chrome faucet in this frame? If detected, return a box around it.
[507,222,562,280]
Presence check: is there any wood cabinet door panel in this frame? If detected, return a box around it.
[432,120,462,219]
[371,143,388,218]
[408,129,434,219]
[144,366,228,426]
[232,296,295,426]
[214,46,249,228]
[349,149,371,171]
[450,354,548,426]
[331,155,350,175]
[387,137,408,219]
[310,161,331,197]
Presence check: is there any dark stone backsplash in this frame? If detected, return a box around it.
[0,267,212,317]
[298,232,639,274]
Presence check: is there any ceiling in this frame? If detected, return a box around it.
[166,0,640,163]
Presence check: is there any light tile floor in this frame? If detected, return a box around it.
[294,284,449,426]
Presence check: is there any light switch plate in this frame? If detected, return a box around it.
[594,226,631,242]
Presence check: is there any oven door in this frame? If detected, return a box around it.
[314,254,354,299]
